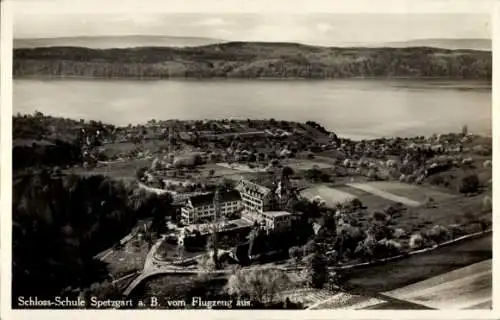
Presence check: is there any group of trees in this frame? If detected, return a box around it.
[13,113,113,169]
[14,45,491,79]
[13,140,82,170]
[246,218,315,260]
[225,268,292,304]
[304,166,332,182]
[12,170,173,303]
[458,173,481,194]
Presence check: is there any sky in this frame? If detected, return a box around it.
[11,0,493,45]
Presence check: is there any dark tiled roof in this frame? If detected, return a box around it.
[238,179,272,195]
[189,190,241,207]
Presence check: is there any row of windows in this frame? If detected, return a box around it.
[242,197,263,206]
[193,204,239,214]
[182,206,241,224]
[243,199,262,206]
[195,200,241,211]
[242,190,266,199]
[242,192,264,202]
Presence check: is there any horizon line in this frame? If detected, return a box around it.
[13,35,493,42]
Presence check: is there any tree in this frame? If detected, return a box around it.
[225,268,291,304]
[372,211,389,223]
[355,236,402,261]
[367,169,378,180]
[350,198,363,210]
[281,166,294,179]
[136,166,147,181]
[206,231,220,269]
[462,124,468,136]
[458,174,480,194]
[309,251,328,288]
[302,239,317,256]
[79,280,122,304]
[425,225,451,244]
[482,196,492,212]
[327,269,347,291]
[409,233,427,250]
[288,246,303,263]
[12,172,164,301]
[367,222,392,241]
[247,226,260,258]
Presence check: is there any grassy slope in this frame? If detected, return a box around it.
[13,42,492,79]
[344,233,491,293]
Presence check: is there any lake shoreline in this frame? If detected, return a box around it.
[13,75,493,84]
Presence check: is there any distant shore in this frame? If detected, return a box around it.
[13,74,494,84]
[14,43,492,80]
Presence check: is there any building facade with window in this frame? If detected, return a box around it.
[181,190,242,225]
[261,211,293,232]
[237,179,279,214]
[238,179,295,232]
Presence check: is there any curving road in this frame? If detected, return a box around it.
[123,230,492,309]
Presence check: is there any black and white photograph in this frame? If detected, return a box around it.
[2,0,496,313]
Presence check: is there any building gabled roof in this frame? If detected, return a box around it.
[238,179,272,196]
[188,190,241,207]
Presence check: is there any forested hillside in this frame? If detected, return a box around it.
[12,171,173,303]
[13,42,491,79]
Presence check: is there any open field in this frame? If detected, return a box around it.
[67,158,150,180]
[216,163,266,173]
[342,192,491,243]
[317,181,458,209]
[300,186,357,207]
[343,233,491,294]
[335,181,490,237]
[383,259,491,309]
[347,183,421,207]
[335,185,396,211]
[302,181,490,238]
[357,181,457,204]
[200,163,246,177]
[282,159,335,171]
[101,140,170,158]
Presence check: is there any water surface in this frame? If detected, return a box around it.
[14,79,491,139]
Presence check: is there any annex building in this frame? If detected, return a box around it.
[181,190,242,225]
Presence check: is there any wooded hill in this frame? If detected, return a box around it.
[13,42,491,79]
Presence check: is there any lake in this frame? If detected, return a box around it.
[13,79,491,140]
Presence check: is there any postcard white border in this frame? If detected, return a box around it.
[1,0,499,319]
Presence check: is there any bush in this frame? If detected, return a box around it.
[409,233,429,250]
[372,211,389,222]
[309,252,328,289]
[288,246,303,262]
[458,174,480,194]
[425,225,451,244]
[351,198,363,210]
[393,228,406,239]
[430,174,445,186]
[378,238,403,256]
[302,240,317,256]
[384,204,404,217]
[354,236,402,261]
[448,224,466,239]
[482,196,492,212]
[367,223,393,241]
